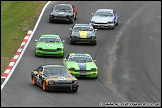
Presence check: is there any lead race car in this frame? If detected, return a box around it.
[63,53,98,79]
[35,34,65,57]
[31,65,79,92]
[90,9,119,29]
[69,23,97,45]
[49,3,78,23]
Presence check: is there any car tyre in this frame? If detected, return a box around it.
[32,76,36,86]
[94,76,98,79]
[72,89,78,92]
[116,20,118,26]
[42,81,47,91]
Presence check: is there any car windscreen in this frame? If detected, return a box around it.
[68,55,93,62]
[54,5,73,12]
[43,66,68,76]
[94,11,114,17]
[73,26,93,31]
[39,37,61,42]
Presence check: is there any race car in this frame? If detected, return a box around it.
[90,9,119,29]
[31,65,79,92]
[69,23,97,45]
[35,34,64,57]
[62,53,98,79]
[49,3,78,23]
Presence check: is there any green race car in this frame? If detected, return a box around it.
[35,34,65,57]
[63,53,98,79]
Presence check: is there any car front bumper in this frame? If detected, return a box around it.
[69,71,98,78]
[70,38,97,44]
[49,16,73,22]
[35,50,64,57]
[90,23,115,28]
[46,84,79,91]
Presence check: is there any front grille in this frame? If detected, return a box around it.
[75,70,91,72]
[55,16,66,19]
[95,23,107,24]
[42,49,57,52]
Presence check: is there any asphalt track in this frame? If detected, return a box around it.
[1,1,161,107]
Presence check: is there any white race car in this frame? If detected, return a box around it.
[90,9,119,29]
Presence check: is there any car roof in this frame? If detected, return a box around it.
[96,9,113,12]
[41,34,60,38]
[69,53,91,57]
[41,65,65,68]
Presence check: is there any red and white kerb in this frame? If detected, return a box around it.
[1,30,32,79]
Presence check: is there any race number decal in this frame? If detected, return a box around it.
[58,77,66,80]
[46,44,53,46]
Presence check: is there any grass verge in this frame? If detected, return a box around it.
[1,1,47,75]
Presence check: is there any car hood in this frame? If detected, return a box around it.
[51,11,73,16]
[91,16,114,23]
[71,31,95,38]
[67,61,97,70]
[36,42,63,49]
[46,73,77,81]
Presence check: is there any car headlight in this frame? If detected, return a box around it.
[90,36,96,39]
[107,22,113,24]
[69,68,75,71]
[57,48,62,51]
[50,15,55,18]
[48,80,55,85]
[36,47,42,50]
[91,68,97,71]
[66,15,72,19]
[71,36,76,38]
[72,80,78,84]
[91,21,95,23]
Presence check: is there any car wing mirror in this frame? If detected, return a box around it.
[35,40,38,42]
[91,13,94,15]
[69,28,72,31]
[94,60,96,62]
[62,40,65,43]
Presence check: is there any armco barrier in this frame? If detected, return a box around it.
[1,30,32,82]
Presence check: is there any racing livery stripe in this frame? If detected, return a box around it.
[79,31,87,38]
[113,16,116,21]
[77,63,86,70]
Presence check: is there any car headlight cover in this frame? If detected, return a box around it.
[71,36,76,38]
[72,80,78,84]
[69,68,75,71]
[91,21,95,23]
[36,47,42,50]
[57,48,62,51]
[48,80,55,85]
[91,68,97,71]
